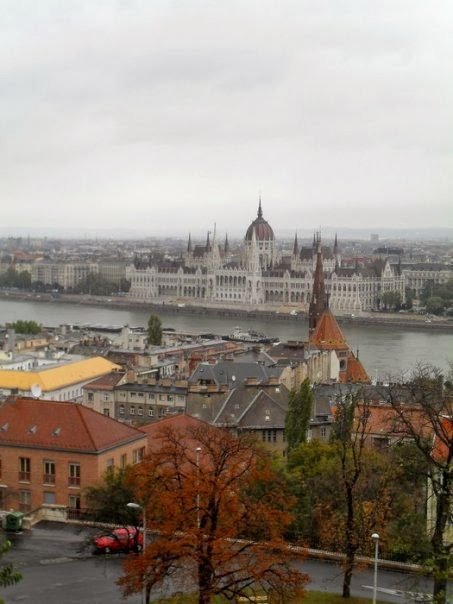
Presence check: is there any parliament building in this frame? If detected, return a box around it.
[127,201,404,313]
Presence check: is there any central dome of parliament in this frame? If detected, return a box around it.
[245,199,275,241]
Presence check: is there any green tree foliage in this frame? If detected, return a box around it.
[73,272,114,296]
[147,314,162,346]
[426,296,445,316]
[285,378,313,453]
[381,290,402,311]
[84,468,138,525]
[11,320,40,335]
[0,267,31,290]
[0,539,22,603]
[420,278,453,309]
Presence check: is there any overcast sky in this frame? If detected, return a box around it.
[1,0,452,237]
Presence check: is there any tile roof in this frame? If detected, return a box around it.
[0,357,121,392]
[83,371,126,391]
[309,310,349,351]
[0,397,145,453]
[341,356,370,384]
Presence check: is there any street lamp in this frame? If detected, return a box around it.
[371,533,380,604]
[127,502,146,604]
[195,447,201,529]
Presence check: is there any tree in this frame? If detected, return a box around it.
[147,314,162,346]
[381,291,402,311]
[118,423,309,604]
[0,539,22,603]
[84,468,138,525]
[384,366,453,604]
[285,378,313,453]
[11,320,40,335]
[426,296,445,316]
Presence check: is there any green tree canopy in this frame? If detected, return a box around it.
[381,290,402,310]
[285,378,313,453]
[11,320,40,335]
[147,314,162,346]
[84,467,138,525]
[0,539,22,603]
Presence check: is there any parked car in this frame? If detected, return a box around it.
[92,526,143,555]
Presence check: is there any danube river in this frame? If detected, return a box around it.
[0,299,452,380]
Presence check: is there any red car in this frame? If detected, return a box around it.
[92,526,143,555]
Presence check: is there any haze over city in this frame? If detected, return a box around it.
[1,1,453,237]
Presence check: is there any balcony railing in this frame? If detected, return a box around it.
[43,473,55,484]
[19,471,31,481]
[68,476,81,487]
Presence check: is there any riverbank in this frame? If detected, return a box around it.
[1,290,452,333]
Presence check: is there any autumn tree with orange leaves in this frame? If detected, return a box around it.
[118,421,309,604]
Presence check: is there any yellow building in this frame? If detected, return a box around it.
[0,357,121,402]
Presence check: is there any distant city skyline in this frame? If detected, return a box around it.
[1,1,452,233]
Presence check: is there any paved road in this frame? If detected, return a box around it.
[2,522,450,603]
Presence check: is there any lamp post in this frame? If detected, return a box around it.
[371,533,380,604]
[195,447,201,529]
[127,502,146,604]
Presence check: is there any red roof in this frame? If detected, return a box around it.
[433,416,453,463]
[0,397,145,453]
[309,310,349,351]
[340,356,370,384]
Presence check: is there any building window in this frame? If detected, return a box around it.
[68,494,81,511]
[19,457,31,482]
[132,447,145,464]
[43,460,56,484]
[320,427,327,440]
[262,430,277,443]
[19,490,32,512]
[148,408,154,416]
[103,408,110,416]
[106,458,114,471]
[43,491,56,505]
[68,463,81,487]
[120,454,127,469]
[87,392,94,402]
[130,406,135,415]
[138,407,143,416]
[119,405,125,415]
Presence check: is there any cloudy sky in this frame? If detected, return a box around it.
[1,0,452,237]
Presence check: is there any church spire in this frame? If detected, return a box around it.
[258,195,263,219]
[293,232,299,257]
[309,234,328,337]
[333,232,338,255]
[206,231,211,252]
[187,233,192,253]
[224,233,229,255]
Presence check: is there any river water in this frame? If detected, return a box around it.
[0,299,451,380]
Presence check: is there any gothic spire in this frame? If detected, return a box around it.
[293,232,299,257]
[187,233,192,253]
[206,231,211,252]
[258,195,263,219]
[334,232,338,255]
[309,236,328,337]
[224,233,229,255]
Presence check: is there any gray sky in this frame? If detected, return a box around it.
[1,0,452,237]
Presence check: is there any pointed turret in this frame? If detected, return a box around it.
[187,233,192,253]
[224,233,229,255]
[258,195,263,219]
[334,232,338,255]
[309,235,328,337]
[206,231,211,252]
[293,232,299,257]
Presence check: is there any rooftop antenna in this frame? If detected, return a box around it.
[31,384,42,399]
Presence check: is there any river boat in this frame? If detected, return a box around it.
[222,327,279,344]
